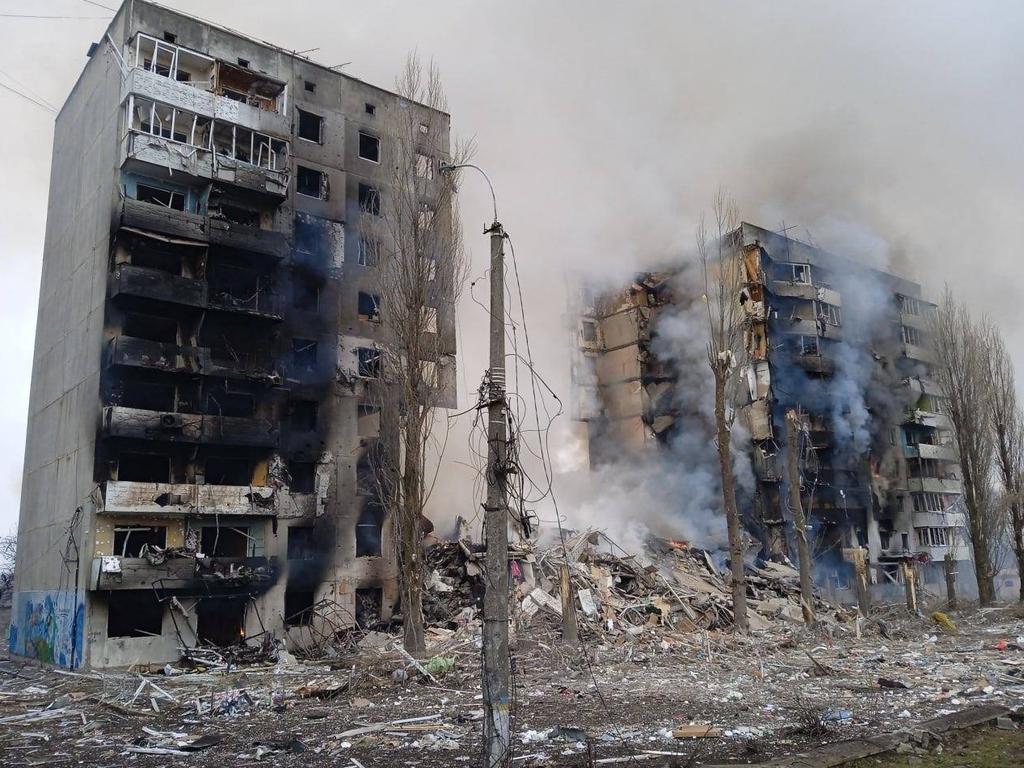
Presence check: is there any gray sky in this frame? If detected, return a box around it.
[2,1,1023,535]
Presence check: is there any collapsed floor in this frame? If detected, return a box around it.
[3,535,1024,767]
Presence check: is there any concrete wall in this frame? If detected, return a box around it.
[9,6,132,669]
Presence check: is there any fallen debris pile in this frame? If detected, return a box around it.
[424,528,836,637]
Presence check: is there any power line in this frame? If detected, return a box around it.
[0,81,56,113]
[81,0,118,11]
[0,69,57,111]
[0,13,110,18]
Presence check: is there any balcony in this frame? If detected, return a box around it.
[107,335,201,374]
[793,352,835,376]
[907,410,953,430]
[902,343,937,364]
[207,217,288,258]
[102,480,310,518]
[102,406,278,448]
[207,285,282,320]
[907,477,962,494]
[90,554,279,591]
[109,264,206,308]
[123,65,290,139]
[121,197,206,242]
[903,443,958,462]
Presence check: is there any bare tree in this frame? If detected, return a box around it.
[986,328,1024,601]
[0,532,15,603]
[930,288,997,604]
[698,192,749,632]
[363,54,471,654]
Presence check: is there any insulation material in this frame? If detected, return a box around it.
[740,399,773,441]
[742,245,762,284]
[743,361,771,402]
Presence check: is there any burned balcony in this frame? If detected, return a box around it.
[121,196,206,242]
[107,335,201,374]
[109,264,206,308]
[102,479,311,518]
[102,406,278,448]
[903,442,958,462]
[207,262,282,319]
[90,553,278,592]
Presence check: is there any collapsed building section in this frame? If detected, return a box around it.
[572,222,969,601]
[10,1,455,668]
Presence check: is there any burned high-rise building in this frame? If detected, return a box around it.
[10,1,455,668]
[572,222,969,596]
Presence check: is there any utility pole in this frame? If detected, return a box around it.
[784,410,816,625]
[482,221,511,768]
[944,552,958,610]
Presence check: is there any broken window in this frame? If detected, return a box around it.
[899,295,923,316]
[123,312,178,343]
[358,292,381,322]
[215,61,285,113]
[819,302,841,326]
[421,306,438,334]
[120,380,176,411]
[304,80,316,93]
[209,198,262,227]
[289,400,318,431]
[133,33,215,86]
[357,236,378,266]
[113,526,167,557]
[790,263,811,284]
[357,405,381,438]
[284,590,315,626]
[128,241,184,275]
[292,338,318,370]
[358,183,380,216]
[135,183,185,210]
[580,319,598,344]
[292,277,320,312]
[200,525,250,557]
[287,527,316,560]
[205,390,255,418]
[913,492,950,512]
[365,102,375,115]
[204,456,251,485]
[901,325,923,346]
[289,461,315,493]
[297,108,323,143]
[129,95,211,148]
[297,166,327,199]
[212,123,288,169]
[799,335,820,356]
[118,452,171,482]
[415,153,434,179]
[356,502,385,558]
[107,591,164,638]
[916,527,948,547]
[208,261,270,312]
[358,132,380,162]
[355,586,383,626]
[357,347,380,378]
[196,598,246,646]
[294,217,322,256]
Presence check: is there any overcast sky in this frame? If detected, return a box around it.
[2,1,1023,536]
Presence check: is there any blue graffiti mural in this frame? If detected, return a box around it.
[8,590,85,669]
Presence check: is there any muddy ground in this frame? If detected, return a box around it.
[2,605,1024,767]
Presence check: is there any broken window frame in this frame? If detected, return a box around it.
[296,108,324,144]
[818,301,842,327]
[358,183,381,216]
[357,236,378,267]
[292,338,319,370]
[133,33,215,86]
[127,95,212,150]
[212,122,289,171]
[134,182,186,210]
[297,166,329,199]
[898,295,923,316]
[358,292,381,322]
[113,526,167,558]
[798,334,820,356]
[777,262,812,285]
[356,347,381,379]
[901,324,923,346]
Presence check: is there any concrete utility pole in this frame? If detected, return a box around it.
[784,410,816,626]
[481,221,511,768]
[944,552,958,610]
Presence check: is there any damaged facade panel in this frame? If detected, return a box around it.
[11,0,454,668]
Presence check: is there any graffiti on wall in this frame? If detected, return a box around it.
[8,590,85,669]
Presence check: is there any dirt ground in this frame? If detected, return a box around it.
[2,605,1024,767]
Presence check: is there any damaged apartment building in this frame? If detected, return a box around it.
[572,222,969,598]
[10,0,455,668]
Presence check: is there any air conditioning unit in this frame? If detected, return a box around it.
[159,413,184,430]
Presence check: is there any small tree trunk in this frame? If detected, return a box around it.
[784,410,816,626]
[399,414,426,656]
[970,526,997,606]
[715,372,748,632]
[1013,510,1024,604]
[943,552,958,610]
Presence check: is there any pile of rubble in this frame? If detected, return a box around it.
[423,527,837,638]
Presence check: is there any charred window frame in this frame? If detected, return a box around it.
[113,526,167,557]
[292,338,318,370]
[356,502,385,557]
[294,217,322,257]
[357,347,380,378]
[204,456,252,485]
[296,166,328,199]
[117,452,171,482]
[288,461,316,493]
[358,183,380,216]
[297,108,323,144]
[135,183,185,211]
[123,312,178,343]
[107,591,164,638]
[292,275,321,312]
[358,292,381,322]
